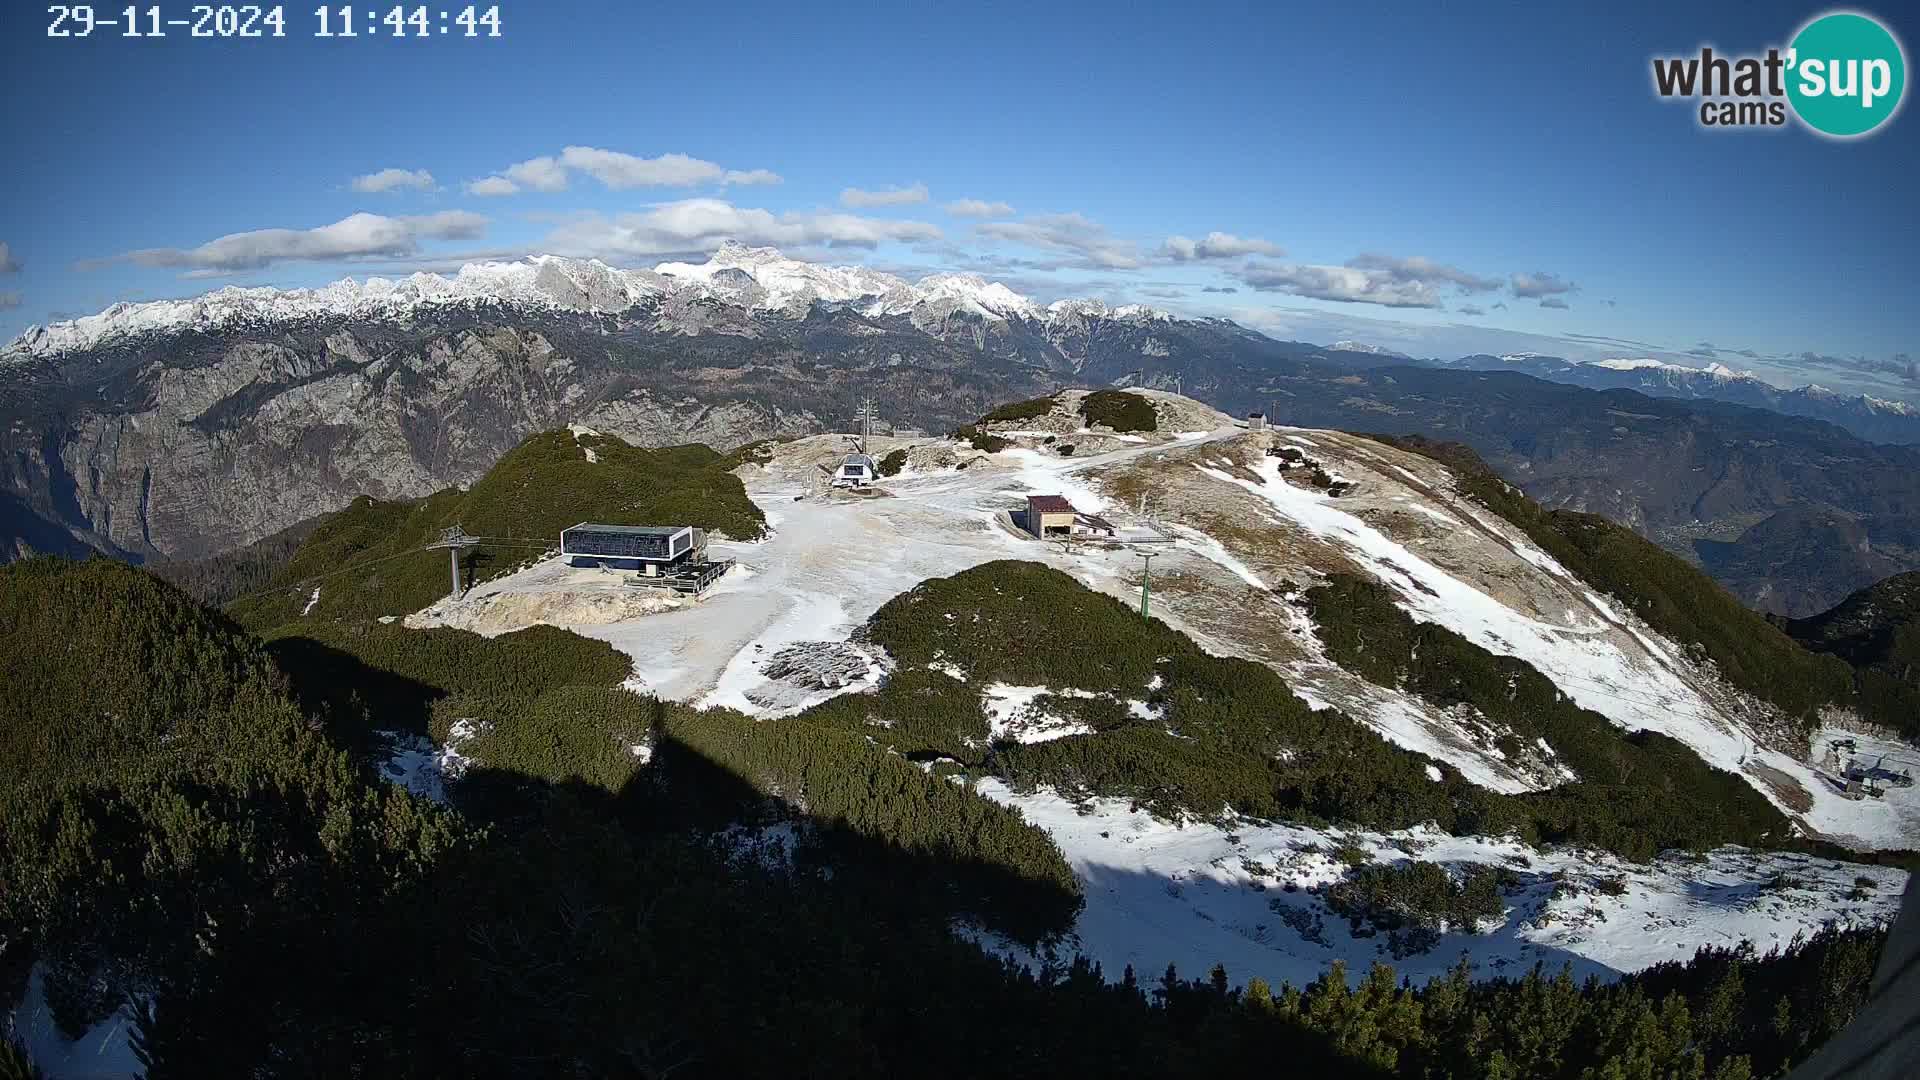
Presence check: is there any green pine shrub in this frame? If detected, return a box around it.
[1078,389,1158,433]
[980,396,1057,423]
[229,430,765,625]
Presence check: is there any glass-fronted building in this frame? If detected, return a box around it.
[560,523,702,568]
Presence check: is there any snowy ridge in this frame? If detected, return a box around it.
[1587,357,1759,381]
[2,241,1165,360]
[1862,394,1919,416]
[1172,443,1919,850]
[1327,340,1413,359]
[2,256,671,359]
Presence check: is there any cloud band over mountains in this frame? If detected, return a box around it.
[117,212,489,271]
[89,144,1606,327]
[466,148,783,196]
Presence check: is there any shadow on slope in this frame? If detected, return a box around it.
[117,720,1380,1079]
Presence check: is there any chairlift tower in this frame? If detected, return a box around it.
[1136,550,1158,619]
[427,525,479,600]
[852,397,878,455]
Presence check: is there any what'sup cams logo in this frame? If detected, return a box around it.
[1652,10,1907,137]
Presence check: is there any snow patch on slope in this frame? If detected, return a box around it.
[1194,457,1718,744]
[981,684,1097,743]
[975,782,1906,991]
[7,967,143,1080]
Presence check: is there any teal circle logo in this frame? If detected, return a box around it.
[1787,12,1907,137]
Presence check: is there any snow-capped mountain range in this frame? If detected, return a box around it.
[1427,350,1920,441]
[1325,340,1414,360]
[16,245,1913,440]
[1582,356,1753,379]
[1,243,1167,361]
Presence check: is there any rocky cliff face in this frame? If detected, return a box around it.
[0,249,1304,565]
[0,308,1039,561]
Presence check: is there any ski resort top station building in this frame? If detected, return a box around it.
[831,453,877,488]
[561,523,707,575]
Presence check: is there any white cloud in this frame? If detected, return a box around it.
[468,148,782,196]
[945,198,1016,218]
[975,212,1141,269]
[1231,261,1444,308]
[119,211,489,271]
[1510,271,1578,298]
[503,155,570,192]
[1346,253,1500,293]
[0,242,18,273]
[544,198,941,259]
[1224,252,1514,308]
[561,147,728,189]
[1162,231,1283,261]
[840,182,930,208]
[465,176,521,197]
[349,167,438,194]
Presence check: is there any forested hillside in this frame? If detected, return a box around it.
[2,556,1904,1077]
[1784,571,1920,742]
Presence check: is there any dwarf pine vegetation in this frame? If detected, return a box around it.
[813,560,1854,863]
[1078,388,1159,432]
[1303,574,1792,859]
[1782,570,1920,742]
[980,395,1057,423]
[951,423,1012,452]
[0,555,1902,1077]
[225,430,765,624]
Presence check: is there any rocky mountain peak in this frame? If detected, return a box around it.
[4,246,1192,363]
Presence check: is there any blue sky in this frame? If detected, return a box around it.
[1,1,1914,393]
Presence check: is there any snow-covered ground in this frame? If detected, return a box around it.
[1183,448,1920,850]
[401,421,1920,851]
[971,783,1907,990]
[384,417,1915,996]
[410,430,1242,716]
[7,967,144,1080]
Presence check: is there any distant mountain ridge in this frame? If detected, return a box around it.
[1426,351,1920,445]
[1,242,1169,362]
